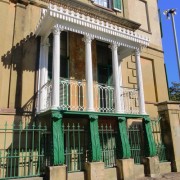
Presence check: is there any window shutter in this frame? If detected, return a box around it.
[113,0,121,11]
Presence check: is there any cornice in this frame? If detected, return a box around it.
[11,0,141,31]
[35,4,149,48]
[52,0,141,31]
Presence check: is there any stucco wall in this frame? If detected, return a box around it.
[0,2,41,110]
[124,0,163,49]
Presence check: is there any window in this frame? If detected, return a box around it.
[96,41,112,85]
[92,0,121,11]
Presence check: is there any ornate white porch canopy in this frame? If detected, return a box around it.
[35,3,148,115]
[35,3,149,59]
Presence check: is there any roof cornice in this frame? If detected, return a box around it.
[35,3,149,48]
[34,0,141,31]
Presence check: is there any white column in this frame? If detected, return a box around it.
[37,39,43,112]
[44,39,49,87]
[118,50,124,113]
[135,49,146,114]
[52,25,61,109]
[39,38,49,111]
[110,43,121,113]
[83,35,94,111]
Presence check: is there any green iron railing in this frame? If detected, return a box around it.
[0,122,47,179]
[151,118,167,162]
[99,124,117,168]
[128,124,145,164]
[63,123,89,172]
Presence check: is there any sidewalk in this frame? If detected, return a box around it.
[137,172,180,180]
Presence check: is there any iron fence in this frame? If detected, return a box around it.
[151,118,167,162]
[63,123,89,172]
[99,124,117,168]
[0,122,47,179]
[128,123,145,164]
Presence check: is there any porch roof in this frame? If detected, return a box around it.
[35,3,150,59]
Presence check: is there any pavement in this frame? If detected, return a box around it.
[137,172,180,180]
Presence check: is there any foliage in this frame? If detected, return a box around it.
[169,82,180,101]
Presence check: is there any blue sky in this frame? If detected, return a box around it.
[158,0,180,86]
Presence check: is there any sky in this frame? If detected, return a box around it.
[158,0,180,86]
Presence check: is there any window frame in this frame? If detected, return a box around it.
[91,0,122,12]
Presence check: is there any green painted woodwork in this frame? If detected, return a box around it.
[51,112,64,165]
[113,0,121,10]
[89,115,102,162]
[117,117,131,159]
[38,109,149,119]
[143,117,157,157]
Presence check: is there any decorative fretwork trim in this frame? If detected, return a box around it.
[35,4,150,49]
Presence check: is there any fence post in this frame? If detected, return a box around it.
[89,115,101,161]
[51,111,64,165]
[143,117,156,157]
[117,117,131,159]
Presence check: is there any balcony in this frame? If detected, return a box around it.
[38,78,139,114]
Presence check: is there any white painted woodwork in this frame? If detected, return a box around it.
[83,35,94,111]
[52,25,61,109]
[111,43,121,113]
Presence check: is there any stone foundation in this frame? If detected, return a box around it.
[143,156,160,177]
[85,162,104,180]
[116,159,135,180]
[134,164,145,179]
[46,165,67,180]
[159,162,171,174]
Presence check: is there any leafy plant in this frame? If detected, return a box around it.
[169,82,180,101]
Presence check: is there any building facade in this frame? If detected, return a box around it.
[0,0,172,179]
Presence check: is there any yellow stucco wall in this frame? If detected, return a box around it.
[0,2,41,111]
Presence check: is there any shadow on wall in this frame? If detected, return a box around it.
[1,33,40,115]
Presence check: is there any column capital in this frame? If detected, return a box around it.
[52,24,64,35]
[109,42,118,51]
[41,37,50,47]
[135,48,141,56]
[82,34,94,44]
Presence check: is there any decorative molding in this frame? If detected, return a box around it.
[135,48,140,56]
[109,43,118,51]
[82,34,94,44]
[44,0,140,30]
[52,24,62,35]
[35,4,150,49]
[41,37,50,46]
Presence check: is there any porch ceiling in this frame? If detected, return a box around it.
[35,4,150,58]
